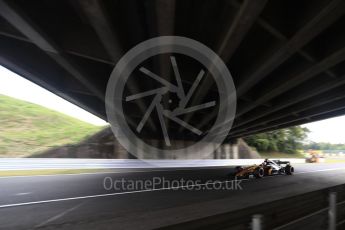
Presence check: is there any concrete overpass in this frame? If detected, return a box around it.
[1,0,345,142]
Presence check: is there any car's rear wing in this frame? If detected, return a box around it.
[273,160,291,165]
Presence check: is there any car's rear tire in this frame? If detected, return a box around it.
[254,167,264,178]
[232,166,244,179]
[235,166,244,173]
[285,165,294,175]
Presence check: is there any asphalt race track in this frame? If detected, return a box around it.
[1,163,345,230]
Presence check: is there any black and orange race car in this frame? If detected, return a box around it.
[233,159,294,179]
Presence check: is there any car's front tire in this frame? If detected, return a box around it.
[285,165,294,175]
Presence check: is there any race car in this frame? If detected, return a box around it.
[233,159,294,179]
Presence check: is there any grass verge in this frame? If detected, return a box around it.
[259,151,305,159]
[0,94,104,157]
[324,158,345,164]
[0,168,113,177]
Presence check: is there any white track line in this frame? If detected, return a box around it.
[14,192,31,196]
[35,203,84,228]
[0,167,344,209]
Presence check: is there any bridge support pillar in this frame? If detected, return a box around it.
[225,144,231,159]
[114,138,129,159]
[231,139,239,159]
[232,145,239,159]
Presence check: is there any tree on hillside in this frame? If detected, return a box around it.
[303,142,345,150]
[244,126,309,154]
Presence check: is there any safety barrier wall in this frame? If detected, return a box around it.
[0,158,306,170]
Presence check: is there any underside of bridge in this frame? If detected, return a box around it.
[1,0,345,142]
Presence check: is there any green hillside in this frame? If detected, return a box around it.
[0,94,104,157]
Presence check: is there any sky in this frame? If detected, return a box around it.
[302,117,345,144]
[0,65,107,126]
[0,65,345,142]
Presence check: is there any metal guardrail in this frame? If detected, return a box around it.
[157,184,345,230]
[251,192,345,230]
